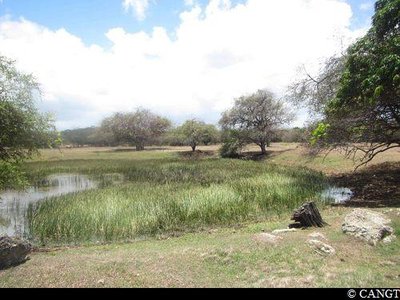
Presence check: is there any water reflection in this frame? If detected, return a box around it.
[321,187,353,204]
[0,174,123,238]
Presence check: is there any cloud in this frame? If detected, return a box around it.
[0,0,367,130]
[184,0,195,7]
[123,0,150,21]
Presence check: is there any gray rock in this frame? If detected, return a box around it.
[307,239,335,256]
[253,233,282,245]
[308,232,327,241]
[0,236,33,270]
[342,209,394,246]
[382,235,397,244]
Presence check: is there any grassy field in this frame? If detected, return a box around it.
[25,145,327,245]
[1,143,400,287]
[1,207,399,288]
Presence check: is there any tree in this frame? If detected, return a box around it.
[313,0,400,166]
[175,120,218,152]
[101,109,171,151]
[61,127,116,147]
[220,90,294,154]
[288,55,346,117]
[0,55,58,188]
[200,124,220,146]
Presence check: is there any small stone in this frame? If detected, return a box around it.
[272,228,298,234]
[308,232,327,241]
[97,279,105,285]
[382,235,397,244]
[307,239,335,256]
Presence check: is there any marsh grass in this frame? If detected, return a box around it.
[26,153,327,245]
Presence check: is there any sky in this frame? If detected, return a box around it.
[0,0,376,130]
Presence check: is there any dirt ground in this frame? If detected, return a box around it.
[331,162,400,208]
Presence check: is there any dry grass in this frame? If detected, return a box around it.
[1,143,399,287]
[1,206,399,288]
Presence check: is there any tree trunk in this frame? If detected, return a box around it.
[260,142,267,155]
[289,202,327,228]
[191,145,197,152]
[136,144,145,151]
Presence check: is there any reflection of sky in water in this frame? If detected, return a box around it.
[0,174,98,238]
[321,187,353,204]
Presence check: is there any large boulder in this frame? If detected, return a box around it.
[0,236,33,270]
[342,209,395,246]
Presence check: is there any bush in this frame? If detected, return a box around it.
[0,161,28,190]
[219,130,244,158]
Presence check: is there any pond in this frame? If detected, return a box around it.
[0,173,123,238]
[320,186,354,204]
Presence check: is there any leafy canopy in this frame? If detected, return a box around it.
[313,0,400,166]
[174,120,219,151]
[101,109,171,150]
[0,55,58,163]
[220,89,293,154]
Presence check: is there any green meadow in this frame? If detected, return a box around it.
[24,146,327,245]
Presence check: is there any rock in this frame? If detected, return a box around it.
[0,236,33,270]
[253,233,282,245]
[382,235,397,244]
[342,209,395,246]
[307,239,335,256]
[97,279,105,285]
[272,228,298,234]
[308,232,327,241]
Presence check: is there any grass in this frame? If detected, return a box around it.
[26,156,327,245]
[1,207,399,288]
[1,144,400,287]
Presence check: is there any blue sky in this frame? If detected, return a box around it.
[0,0,373,47]
[0,0,376,130]
[0,0,252,47]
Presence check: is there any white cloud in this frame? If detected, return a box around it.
[123,0,150,21]
[0,0,367,129]
[184,0,195,7]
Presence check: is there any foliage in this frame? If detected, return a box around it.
[288,55,346,116]
[278,127,308,143]
[0,55,58,189]
[220,90,294,154]
[316,0,400,166]
[61,127,116,147]
[219,130,246,158]
[0,161,28,190]
[0,56,58,162]
[101,109,171,151]
[173,119,219,151]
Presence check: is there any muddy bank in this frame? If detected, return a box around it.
[330,162,400,208]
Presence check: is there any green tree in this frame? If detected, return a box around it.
[101,109,171,151]
[315,0,400,166]
[220,90,294,154]
[0,56,58,189]
[175,120,219,152]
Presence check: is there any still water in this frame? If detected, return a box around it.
[0,174,123,238]
[320,187,353,204]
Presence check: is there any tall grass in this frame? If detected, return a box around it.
[26,155,327,245]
